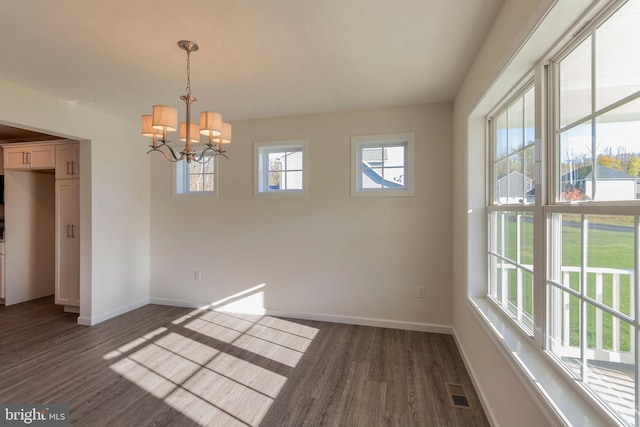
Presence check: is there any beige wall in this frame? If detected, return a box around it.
[0,79,151,324]
[150,104,453,330]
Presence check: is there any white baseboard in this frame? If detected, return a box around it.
[150,297,209,309]
[451,325,499,426]
[266,309,454,334]
[149,296,453,334]
[78,298,150,326]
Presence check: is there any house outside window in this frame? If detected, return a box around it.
[487,2,640,424]
[254,140,307,196]
[174,153,216,197]
[351,132,415,197]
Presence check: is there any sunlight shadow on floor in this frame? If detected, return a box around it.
[103,284,318,426]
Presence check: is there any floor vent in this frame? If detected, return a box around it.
[446,383,472,409]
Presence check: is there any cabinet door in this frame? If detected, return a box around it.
[4,147,28,169]
[28,145,55,169]
[55,180,80,307]
[55,144,80,179]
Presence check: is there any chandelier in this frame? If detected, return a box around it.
[141,40,230,163]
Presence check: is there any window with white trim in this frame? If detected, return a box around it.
[488,84,536,334]
[487,2,640,425]
[255,140,307,196]
[351,133,415,196]
[174,153,216,197]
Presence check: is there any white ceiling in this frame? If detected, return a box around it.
[0,0,503,127]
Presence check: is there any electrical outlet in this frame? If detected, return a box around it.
[417,286,425,298]
[195,271,202,281]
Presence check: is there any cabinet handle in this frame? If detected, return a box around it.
[72,224,77,238]
[66,224,71,238]
[27,151,31,165]
[72,161,77,175]
[66,161,71,175]
[22,151,27,165]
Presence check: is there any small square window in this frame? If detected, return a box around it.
[351,133,415,196]
[173,152,217,198]
[255,140,307,196]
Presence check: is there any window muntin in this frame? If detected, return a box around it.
[351,133,415,197]
[492,86,536,205]
[255,140,307,196]
[174,153,216,197]
[558,1,640,203]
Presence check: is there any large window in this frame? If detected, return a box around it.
[487,2,640,425]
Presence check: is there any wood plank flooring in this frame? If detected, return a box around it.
[0,297,489,426]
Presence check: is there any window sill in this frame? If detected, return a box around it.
[467,296,614,426]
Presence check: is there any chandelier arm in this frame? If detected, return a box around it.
[163,142,184,161]
[146,147,180,163]
[193,146,216,164]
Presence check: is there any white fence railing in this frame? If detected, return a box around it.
[497,262,635,365]
[550,266,635,365]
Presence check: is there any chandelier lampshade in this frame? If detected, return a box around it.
[180,122,201,143]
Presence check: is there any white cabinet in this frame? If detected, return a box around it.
[55,144,79,179]
[55,180,80,308]
[4,144,55,170]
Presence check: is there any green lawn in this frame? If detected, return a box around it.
[494,213,634,352]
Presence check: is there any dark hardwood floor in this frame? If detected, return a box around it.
[0,297,489,426]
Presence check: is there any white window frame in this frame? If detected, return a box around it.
[351,132,415,197]
[172,151,218,198]
[254,139,308,197]
[483,1,640,425]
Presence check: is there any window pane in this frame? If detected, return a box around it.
[268,171,281,190]
[561,213,582,292]
[547,286,581,379]
[524,146,536,203]
[559,122,593,201]
[203,158,214,173]
[382,167,405,188]
[189,161,202,174]
[521,269,534,333]
[593,98,640,202]
[585,307,635,426]
[203,174,214,192]
[362,166,382,189]
[189,175,202,192]
[586,215,634,317]
[560,37,592,127]
[507,97,524,154]
[495,112,508,159]
[268,152,283,172]
[524,86,535,148]
[521,212,534,265]
[503,212,517,261]
[384,145,405,167]
[596,0,640,110]
[497,153,524,203]
[494,158,508,204]
[284,171,303,190]
[286,151,303,170]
